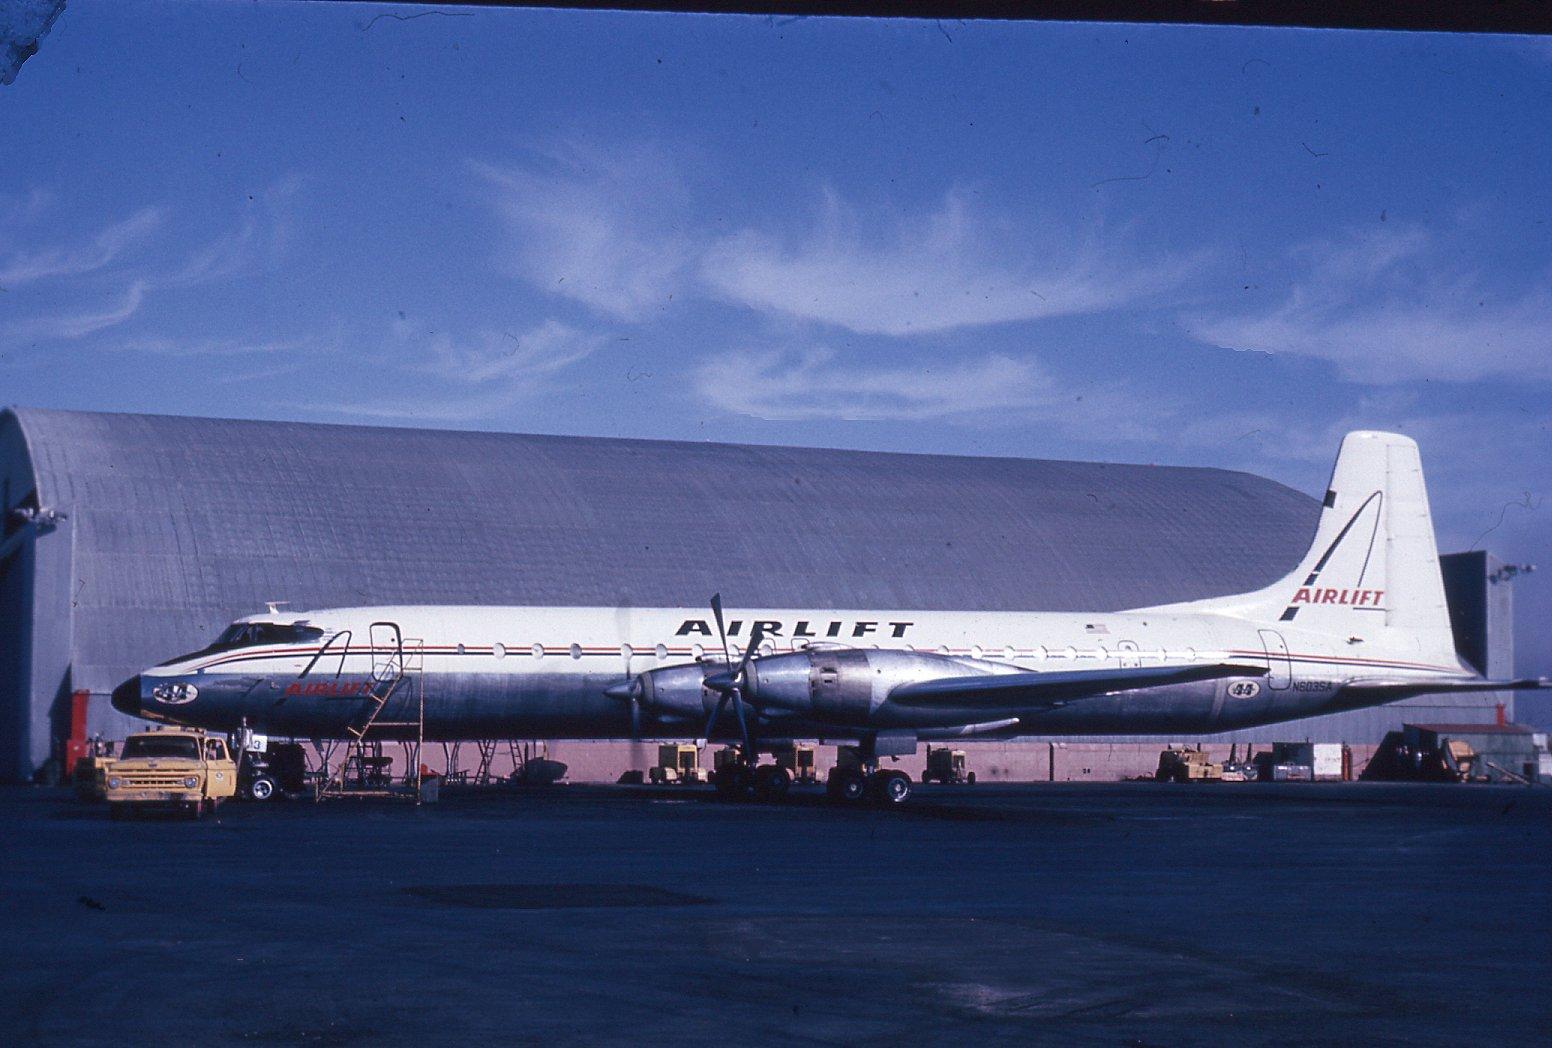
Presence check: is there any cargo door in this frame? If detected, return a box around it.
[1258,629,1292,690]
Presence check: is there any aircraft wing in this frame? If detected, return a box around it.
[1337,676,1552,701]
[888,662,1269,710]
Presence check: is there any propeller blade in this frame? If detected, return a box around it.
[708,595,763,763]
[733,624,764,684]
[730,685,752,754]
[702,691,730,741]
[710,592,732,667]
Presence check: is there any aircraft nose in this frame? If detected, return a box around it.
[110,676,142,717]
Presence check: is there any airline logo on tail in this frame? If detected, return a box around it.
[1277,489,1384,622]
[1289,587,1384,608]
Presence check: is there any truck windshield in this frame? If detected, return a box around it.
[156,621,326,666]
[121,736,201,759]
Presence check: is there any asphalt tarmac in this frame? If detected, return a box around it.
[3,781,1548,1046]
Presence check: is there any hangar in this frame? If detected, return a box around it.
[0,406,1516,782]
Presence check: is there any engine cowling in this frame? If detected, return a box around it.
[743,648,1013,724]
[630,662,723,720]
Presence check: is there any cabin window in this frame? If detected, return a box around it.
[692,643,705,660]
[654,644,668,660]
[569,643,582,660]
[492,643,506,659]
[531,643,544,658]
[620,644,634,660]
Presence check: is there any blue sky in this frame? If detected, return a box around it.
[2,4,1549,687]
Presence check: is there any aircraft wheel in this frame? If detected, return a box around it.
[870,769,912,806]
[753,764,792,801]
[827,767,868,804]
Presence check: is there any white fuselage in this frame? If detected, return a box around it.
[127,602,1465,740]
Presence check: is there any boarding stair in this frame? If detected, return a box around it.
[315,622,426,801]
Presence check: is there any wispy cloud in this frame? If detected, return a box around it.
[695,348,1056,421]
[0,177,302,344]
[404,317,601,384]
[1182,226,1552,383]
[473,148,1189,337]
[307,317,605,422]
[160,175,301,289]
[110,334,317,358]
[472,147,694,322]
[0,282,146,341]
[702,190,1193,336]
[0,207,163,286]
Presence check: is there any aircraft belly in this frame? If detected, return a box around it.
[219,671,631,740]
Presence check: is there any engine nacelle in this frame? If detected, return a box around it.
[632,662,723,719]
[743,648,1014,724]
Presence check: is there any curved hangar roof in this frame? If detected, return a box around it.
[3,407,1319,692]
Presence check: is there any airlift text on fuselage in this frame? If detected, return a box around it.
[675,618,915,640]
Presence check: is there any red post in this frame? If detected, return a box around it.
[1495,702,1506,726]
[61,690,91,780]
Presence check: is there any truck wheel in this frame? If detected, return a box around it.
[966,771,976,785]
[247,775,277,801]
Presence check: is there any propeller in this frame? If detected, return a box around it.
[701,593,762,756]
[603,664,644,739]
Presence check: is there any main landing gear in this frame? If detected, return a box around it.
[711,749,794,803]
[713,751,910,806]
[825,764,912,807]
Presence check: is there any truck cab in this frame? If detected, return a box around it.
[102,727,239,818]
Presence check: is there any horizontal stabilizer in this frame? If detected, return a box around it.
[1339,676,1551,702]
[888,662,1267,710]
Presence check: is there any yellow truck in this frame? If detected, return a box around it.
[102,727,238,819]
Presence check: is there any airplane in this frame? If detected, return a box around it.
[111,431,1547,804]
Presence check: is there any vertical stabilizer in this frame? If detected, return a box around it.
[1139,432,1457,660]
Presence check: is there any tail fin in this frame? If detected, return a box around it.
[1144,432,1457,657]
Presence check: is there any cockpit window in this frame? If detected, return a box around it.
[156,621,326,666]
[213,622,325,648]
[121,736,201,759]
